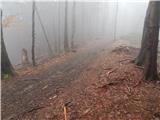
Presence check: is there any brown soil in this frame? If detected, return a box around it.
[2,42,160,120]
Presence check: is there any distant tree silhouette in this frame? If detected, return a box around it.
[71,1,76,49]
[32,0,36,66]
[58,2,61,53]
[64,0,69,52]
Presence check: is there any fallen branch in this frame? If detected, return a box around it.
[135,65,144,70]
[83,108,91,115]
[103,67,112,70]
[106,68,117,76]
[119,58,132,63]
[26,106,45,113]
[19,105,47,118]
[98,80,123,89]
[78,108,91,119]
[21,78,40,81]
[64,106,67,120]
[9,105,47,119]
[63,101,72,120]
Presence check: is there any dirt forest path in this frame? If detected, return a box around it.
[2,39,112,120]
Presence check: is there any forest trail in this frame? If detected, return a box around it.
[2,39,112,120]
[20,45,159,120]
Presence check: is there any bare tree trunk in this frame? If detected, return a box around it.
[54,36,58,54]
[114,0,118,41]
[144,26,159,80]
[32,0,36,66]
[58,2,61,53]
[54,4,58,55]
[143,1,160,80]
[35,5,54,57]
[64,0,69,52]
[134,1,160,66]
[1,9,14,77]
[71,1,76,50]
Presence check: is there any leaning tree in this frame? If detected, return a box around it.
[1,9,14,77]
[134,1,160,80]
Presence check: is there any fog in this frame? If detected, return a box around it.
[1,1,150,65]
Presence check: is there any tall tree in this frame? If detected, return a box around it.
[135,1,160,80]
[143,1,160,80]
[54,30,58,54]
[32,0,36,66]
[134,1,160,66]
[58,1,61,53]
[35,5,54,57]
[71,1,76,49]
[1,9,14,77]
[114,0,118,41]
[53,3,58,54]
[64,0,69,52]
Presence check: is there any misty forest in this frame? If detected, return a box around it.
[1,1,160,120]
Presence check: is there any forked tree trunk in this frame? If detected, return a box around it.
[1,9,14,77]
[144,2,160,80]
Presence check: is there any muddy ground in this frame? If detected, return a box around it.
[2,40,160,120]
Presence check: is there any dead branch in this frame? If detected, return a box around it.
[26,106,45,113]
[64,106,67,120]
[106,68,117,76]
[63,101,72,120]
[119,58,132,63]
[103,67,112,70]
[98,80,123,90]
[135,65,144,70]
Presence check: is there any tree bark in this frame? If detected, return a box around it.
[144,26,159,80]
[32,1,36,66]
[71,1,76,49]
[143,1,160,80]
[134,1,160,66]
[54,32,58,54]
[64,0,69,52]
[114,0,118,42]
[1,9,14,77]
[35,5,54,57]
[58,2,61,53]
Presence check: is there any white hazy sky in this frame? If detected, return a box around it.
[0,0,149,10]
[0,0,149,2]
